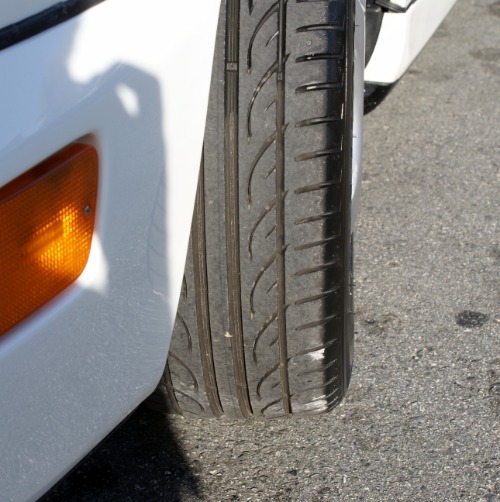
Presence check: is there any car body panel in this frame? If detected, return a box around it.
[383,0,413,9]
[0,1,219,500]
[352,0,366,226]
[365,0,457,84]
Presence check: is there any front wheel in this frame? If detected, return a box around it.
[162,0,355,419]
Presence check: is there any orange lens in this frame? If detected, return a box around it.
[0,143,98,337]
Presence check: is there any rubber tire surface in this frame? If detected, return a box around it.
[163,0,355,419]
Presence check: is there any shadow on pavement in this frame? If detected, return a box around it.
[40,405,199,502]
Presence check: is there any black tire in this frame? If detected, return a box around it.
[162,0,355,419]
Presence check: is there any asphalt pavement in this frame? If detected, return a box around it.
[43,0,499,500]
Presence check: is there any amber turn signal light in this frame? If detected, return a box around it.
[0,143,98,337]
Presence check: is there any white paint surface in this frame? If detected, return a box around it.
[365,0,457,84]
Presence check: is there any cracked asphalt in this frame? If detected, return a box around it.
[42,0,499,500]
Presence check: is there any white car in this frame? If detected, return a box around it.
[0,0,456,499]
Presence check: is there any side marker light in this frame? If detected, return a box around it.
[0,143,98,337]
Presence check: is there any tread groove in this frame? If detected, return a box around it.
[163,366,183,415]
[225,0,253,418]
[168,353,199,392]
[294,286,340,305]
[296,52,344,63]
[247,55,290,139]
[260,397,282,415]
[247,1,280,72]
[296,313,339,332]
[250,251,278,316]
[295,114,343,128]
[294,179,342,195]
[294,235,341,251]
[295,79,344,94]
[174,389,206,412]
[248,196,278,260]
[296,23,344,32]
[295,144,343,162]
[175,313,192,353]
[247,130,277,206]
[192,154,224,417]
[252,310,278,363]
[297,356,339,376]
[295,259,341,277]
[274,0,291,416]
[288,339,336,359]
[256,362,280,399]
[294,210,341,225]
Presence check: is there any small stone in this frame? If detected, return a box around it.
[489,382,500,396]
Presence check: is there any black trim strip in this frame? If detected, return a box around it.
[365,4,384,67]
[364,82,396,114]
[373,0,416,13]
[0,0,105,52]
